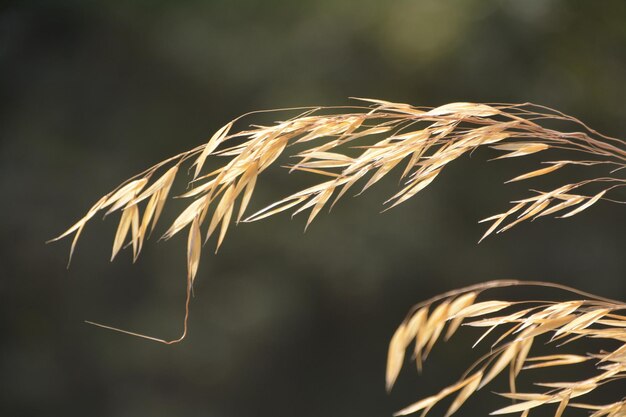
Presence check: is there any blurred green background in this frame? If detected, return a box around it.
[1,1,625,416]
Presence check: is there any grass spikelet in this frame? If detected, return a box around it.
[50,99,626,342]
[387,280,626,417]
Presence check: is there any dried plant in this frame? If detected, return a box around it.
[50,98,625,414]
[386,280,626,417]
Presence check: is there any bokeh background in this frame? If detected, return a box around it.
[1,1,625,416]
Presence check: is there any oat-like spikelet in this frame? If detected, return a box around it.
[387,280,626,417]
[50,100,626,342]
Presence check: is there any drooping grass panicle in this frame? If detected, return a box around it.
[49,100,626,342]
[386,280,626,417]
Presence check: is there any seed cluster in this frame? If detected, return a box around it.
[387,280,626,417]
[51,99,626,348]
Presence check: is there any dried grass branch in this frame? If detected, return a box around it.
[50,100,626,342]
[387,280,626,417]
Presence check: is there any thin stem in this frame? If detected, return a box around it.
[85,275,191,344]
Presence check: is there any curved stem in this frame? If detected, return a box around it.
[403,279,626,322]
[85,275,191,344]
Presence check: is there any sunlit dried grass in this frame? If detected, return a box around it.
[386,280,626,417]
[50,99,626,345]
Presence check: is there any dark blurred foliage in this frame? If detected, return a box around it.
[1,1,625,416]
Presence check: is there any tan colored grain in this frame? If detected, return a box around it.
[387,281,626,416]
